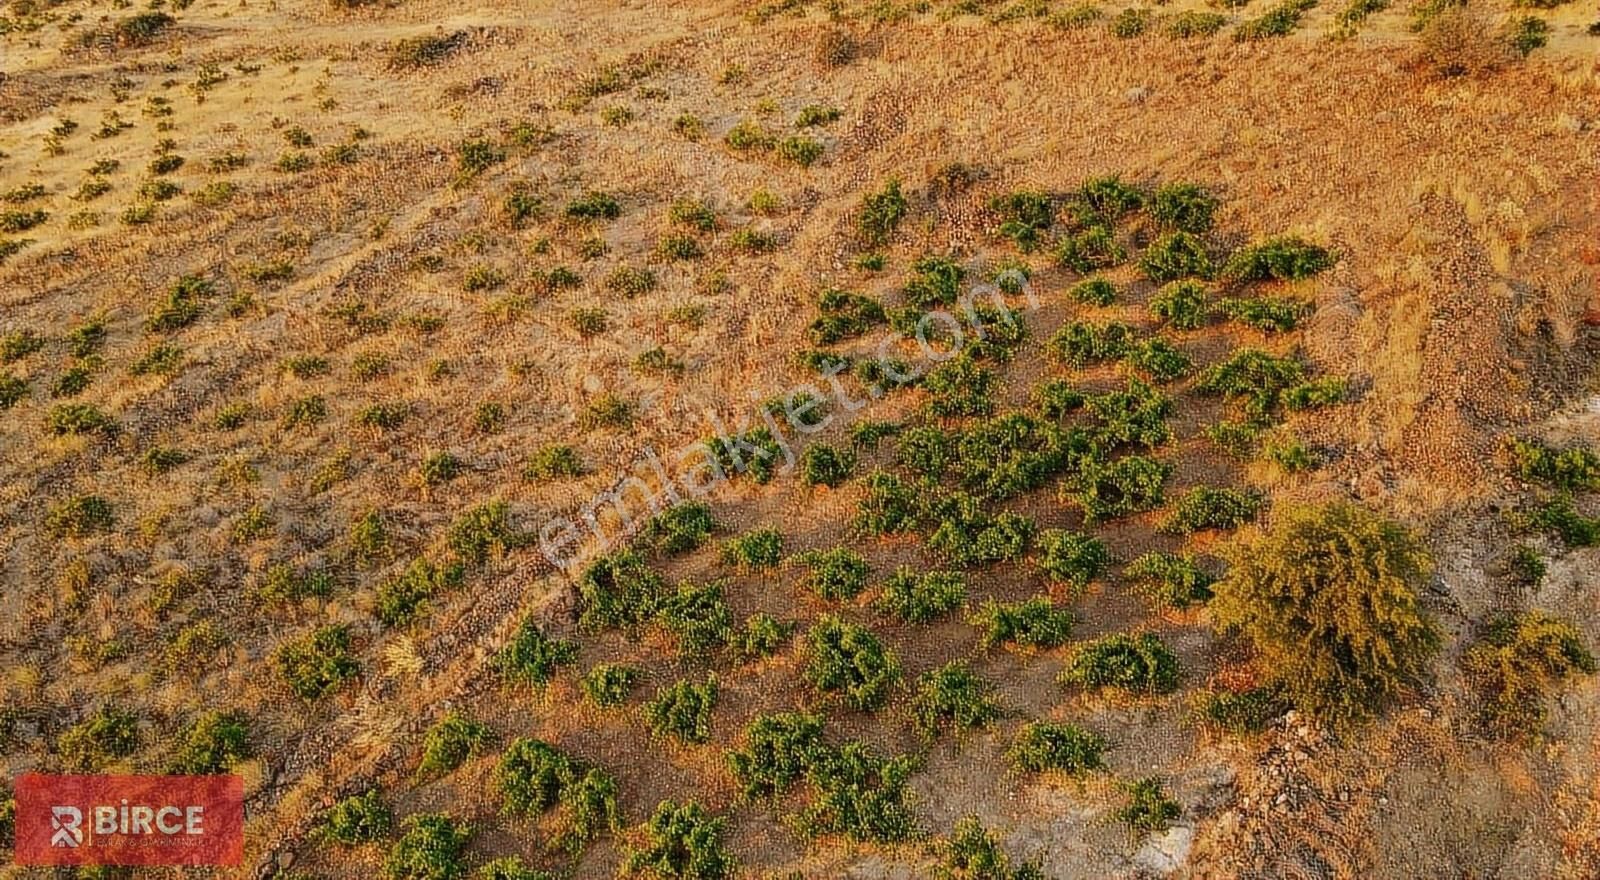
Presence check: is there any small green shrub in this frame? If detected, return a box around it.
[1048,320,1135,369]
[1069,277,1116,306]
[641,502,717,555]
[927,494,1036,568]
[0,373,28,409]
[496,737,576,816]
[657,580,734,655]
[386,30,467,70]
[808,287,885,345]
[58,705,141,770]
[498,618,579,686]
[776,136,825,167]
[565,190,622,221]
[706,426,784,483]
[798,742,918,842]
[1222,235,1333,280]
[970,597,1074,650]
[1217,296,1309,333]
[1008,722,1106,775]
[924,355,998,418]
[1235,0,1319,39]
[1056,226,1125,274]
[623,800,735,880]
[1150,183,1217,232]
[801,443,857,487]
[1196,348,1310,418]
[1140,231,1213,282]
[644,677,719,744]
[876,568,967,624]
[1507,438,1600,492]
[1035,530,1111,592]
[277,625,360,699]
[727,712,827,799]
[582,664,641,708]
[1528,494,1600,548]
[375,558,464,627]
[1116,778,1181,834]
[525,444,585,480]
[796,547,871,601]
[385,814,471,880]
[1193,685,1290,735]
[904,255,966,308]
[448,501,521,566]
[1506,544,1545,588]
[989,190,1054,252]
[806,616,901,711]
[1061,632,1181,694]
[1150,280,1209,330]
[1,329,45,363]
[1088,378,1174,449]
[1164,487,1263,533]
[935,815,1044,880]
[579,549,666,630]
[1463,612,1596,739]
[732,613,796,660]
[855,471,926,536]
[46,494,115,537]
[1033,379,1087,419]
[1065,455,1171,523]
[910,661,1001,739]
[722,527,784,569]
[858,179,908,245]
[477,858,553,880]
[418,713,493,777]
[1124,552,1215,609]
[323,789,393,846]
[1124,338,1193,383]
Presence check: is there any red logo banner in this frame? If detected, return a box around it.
[13,774,244,866]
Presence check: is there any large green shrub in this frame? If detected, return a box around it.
[924,355,997,418]
[1211,503,1441,724]
[1049,320,1135,369]
[855,471,927,536]
[721,527,784,569]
